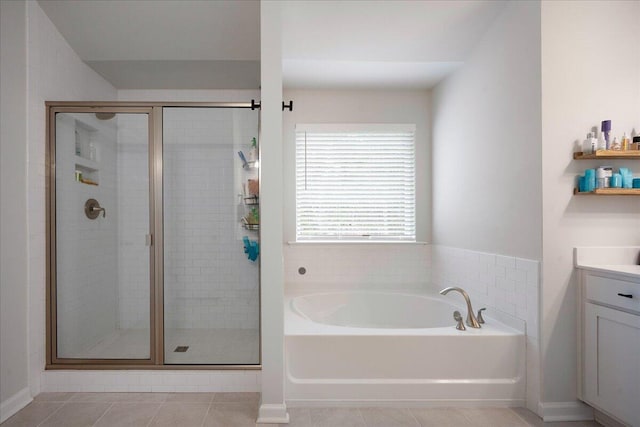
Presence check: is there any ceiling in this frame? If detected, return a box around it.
[39,0,507,90]
[281,0,507,89]
[38,0,260,89]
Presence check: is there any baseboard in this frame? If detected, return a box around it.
[287,399,525,408]
[538,401,594,422]
[0,387,32,423]
[594,409,628,427]
[257,403,289,424]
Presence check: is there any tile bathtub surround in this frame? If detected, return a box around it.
[431,245,539,338]
[2,394,602,427]
[284,243,431,291]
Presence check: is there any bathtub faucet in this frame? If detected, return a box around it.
[439,287,481,328]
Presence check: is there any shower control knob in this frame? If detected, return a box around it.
[85,199,106,219]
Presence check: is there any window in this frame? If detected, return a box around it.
[295,124,416,242]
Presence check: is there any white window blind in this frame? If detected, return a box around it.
[295,124,416,242]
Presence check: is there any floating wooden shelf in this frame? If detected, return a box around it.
[574,188,640,196]
[573,150,640,160]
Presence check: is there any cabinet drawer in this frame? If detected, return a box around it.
[586,274,640,313]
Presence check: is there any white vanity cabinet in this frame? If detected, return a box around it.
[578,269,640,427]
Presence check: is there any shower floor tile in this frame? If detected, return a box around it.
[164,328,259,364]
[79,328,259,364]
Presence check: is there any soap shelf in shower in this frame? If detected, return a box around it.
[242,223,259,231]
[75,155,100,186]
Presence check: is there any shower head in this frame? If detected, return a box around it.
[95,112,116,120]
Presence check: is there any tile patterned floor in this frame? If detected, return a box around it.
[1,393,602,427]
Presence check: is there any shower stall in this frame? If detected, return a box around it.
[46,103,260,367]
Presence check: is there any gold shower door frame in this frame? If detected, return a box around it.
[45,102,260,370]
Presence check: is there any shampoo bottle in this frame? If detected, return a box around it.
[621,132,630,151]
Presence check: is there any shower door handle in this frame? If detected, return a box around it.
[145,234,153,247]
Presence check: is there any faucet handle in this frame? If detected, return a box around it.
[453,311,466,331]
[477,308,486,324]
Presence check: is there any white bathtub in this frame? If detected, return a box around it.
[285,290,525,406]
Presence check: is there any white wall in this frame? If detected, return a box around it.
[540,0,640,410]
[282,89,432,290]
[430,1,542,413]
[431,1,542,261]
[26,0,117,395]
[0,0,30,418]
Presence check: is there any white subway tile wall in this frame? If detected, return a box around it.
[162,108,260,332]
[116,115,150,330]
[55,113,120,357]
[431,245,539,338]
[284,244,431,291]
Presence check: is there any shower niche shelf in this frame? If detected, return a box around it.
[75,156,99,186]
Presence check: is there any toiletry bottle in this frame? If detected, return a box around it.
[582,133,593,154]
[596,132,607,151]
[589,132,597,153]
[601,120,612,148]
[610,136,621,151]
[75,131,81,156]
[621,132,630,151]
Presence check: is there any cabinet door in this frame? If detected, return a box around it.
[584,303,640,426]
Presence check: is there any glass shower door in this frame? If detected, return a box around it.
[53,110,152,361]
[162,107,260,365]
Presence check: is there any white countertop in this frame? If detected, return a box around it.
[575,264,640,281]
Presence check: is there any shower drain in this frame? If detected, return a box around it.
[174,346,189,353]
